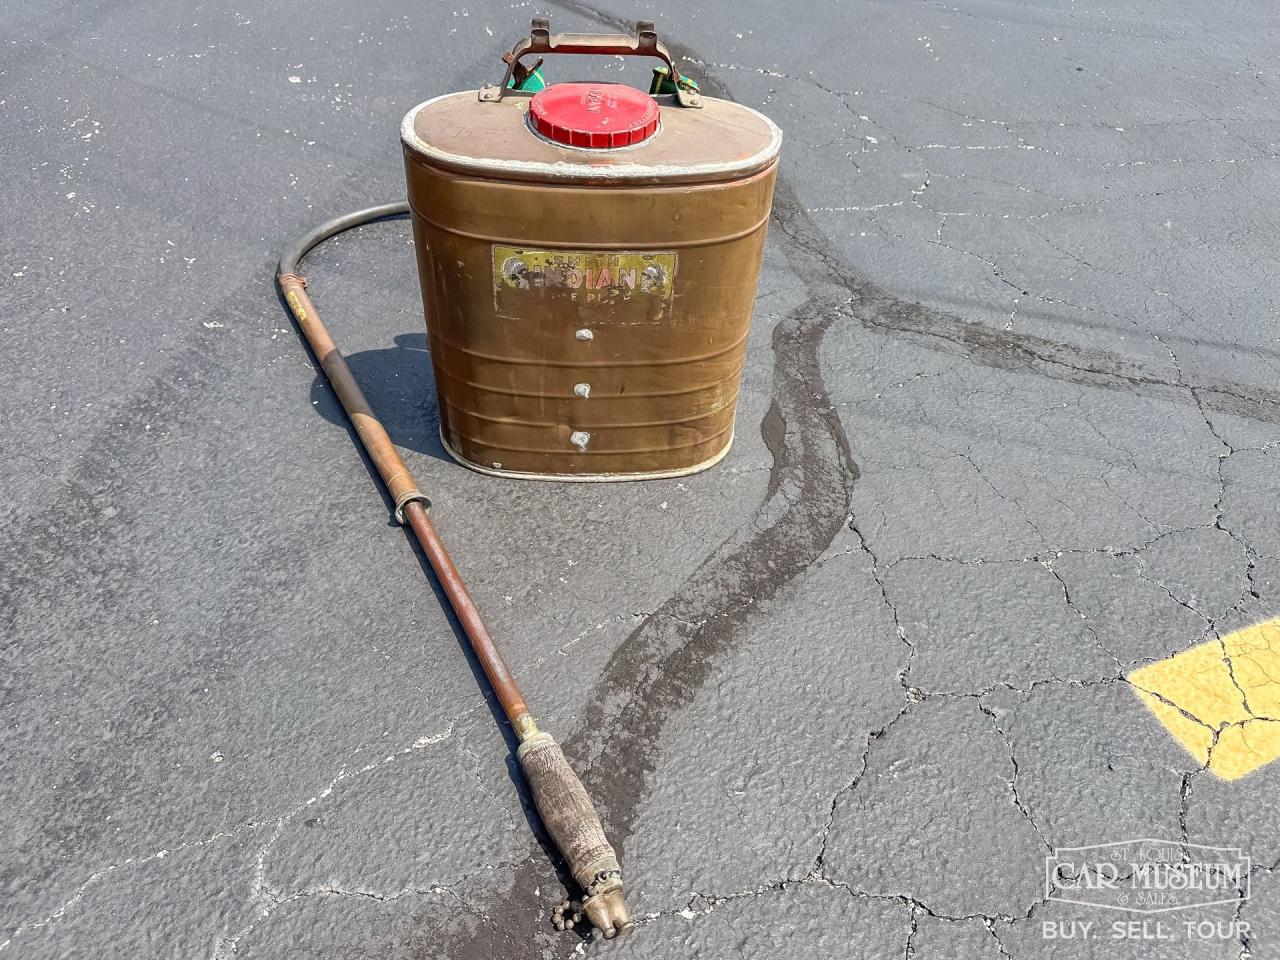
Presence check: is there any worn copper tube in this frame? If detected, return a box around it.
[277,274,425,520]
[277,246,532,734]
[276,203,632,938]
[400,498,531,729]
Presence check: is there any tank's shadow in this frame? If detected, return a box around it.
[308,331,451,464]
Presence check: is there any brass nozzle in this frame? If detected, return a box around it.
[582,882,635,939]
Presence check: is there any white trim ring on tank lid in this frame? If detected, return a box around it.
[400,92,783,182]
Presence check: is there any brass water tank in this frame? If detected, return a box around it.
[401,19,781,480]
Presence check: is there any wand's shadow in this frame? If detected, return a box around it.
[308,331,450,464]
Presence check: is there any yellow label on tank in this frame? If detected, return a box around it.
[492,246,676,322]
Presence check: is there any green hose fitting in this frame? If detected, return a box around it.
[507,57,547,92]
[649,66,699,95]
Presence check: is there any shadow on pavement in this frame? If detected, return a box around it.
[308,331,452,465]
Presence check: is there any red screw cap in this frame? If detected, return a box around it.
[528,82,660,149]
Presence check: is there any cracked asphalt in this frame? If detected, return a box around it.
[3,0,1279,957]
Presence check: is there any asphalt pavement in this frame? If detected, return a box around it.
[3,0,1279,957]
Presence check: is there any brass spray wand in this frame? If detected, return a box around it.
[277,203,635,939]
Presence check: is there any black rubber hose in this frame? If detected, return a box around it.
[276,201,410,279]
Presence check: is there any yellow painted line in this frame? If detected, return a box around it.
[1129,616,1280,781]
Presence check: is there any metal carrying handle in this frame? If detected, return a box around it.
[479,17,703,108]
